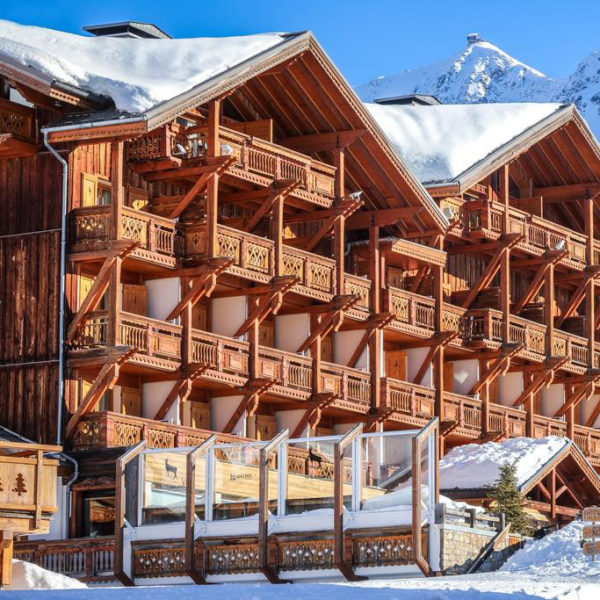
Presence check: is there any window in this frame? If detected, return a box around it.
[81,173,111,207]
[82,492,115,537]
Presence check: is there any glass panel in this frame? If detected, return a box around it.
[141,450,187,525]
[285,438,337,515]
[212,445,261,520]
[193,453,208,521]
[83,493,115,537]
[360,433,414,512]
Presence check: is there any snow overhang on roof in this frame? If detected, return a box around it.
[365,101,597,193]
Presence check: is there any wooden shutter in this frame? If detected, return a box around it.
[259,320,274,347]
[190,402,210,429]
[321,335,333,362]
[255,414,276,441]
[122,284,147,316]
[192,303,207,330]
[385,351,407,381]
[127,186,149,210]
[443,361,454,392]
[121,387,142,416]
[78,274,95,309]
[81,173,98,207]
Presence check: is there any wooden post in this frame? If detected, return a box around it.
[249,298,260,381]
[0,531,13,587]
[110,140,124,240]
[311,313,322,398]
[206,173,219,257]
[545,263,555,356]
[526,371,535,437]
[334,150,346,295]
[185,436,216,584]
[480,358,490,436]
[272,195,284,277]
[207,100,221,158]
[433,258,444,420]
[499,166,511,342]
[369,225,381,410]
[107,257,122,346]
[586,195,595,367]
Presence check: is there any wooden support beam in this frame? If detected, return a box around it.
[469,344,522,396]
[532,182,600,201]
[165,257,232,321]
[511,358,567,407]
[412,332,459,386]
[222,378,275,434]
[554,377,597,418]
[290,392,338,438]
[233,276,298,337]
[296,295,359,353]
[242,180,299,233]
[279,129,367,153]
[346,313,393,368]
[153,364,210,421]
[586,395,600,427]
[302,197,362,252]
[168,157,234,219]
[557,267,600,326]
[461,235,522,309]
[345,207,424,230]
[65,350,134,438]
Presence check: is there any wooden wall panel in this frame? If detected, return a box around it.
[0,154,63,235]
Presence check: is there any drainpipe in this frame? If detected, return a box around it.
[42,130,68,446]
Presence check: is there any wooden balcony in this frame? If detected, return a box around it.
[0,98,38,159]
[465,308,592,371]
[191,329,371,410]
[71,206,184,269]
[186,222,371,310]
[69,310,182,372]
[127,123,337,207]
[14,537,115,584]
[442,197,590,271]
[385,287,466,341]
[381,377,435,426]
[573,426,600,467]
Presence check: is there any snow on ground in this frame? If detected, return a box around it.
[5,560,86,591]
[366,102,562,184]
[440,436,569,491]
[0,20,286,113]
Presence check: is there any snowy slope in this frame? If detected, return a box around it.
[439,436,569,491]
[365,102,561,184]
[502,520,597,579]
[0,20,286,113]
[357,38,560,105]
[357,35,600,138]
[5,560,86,591]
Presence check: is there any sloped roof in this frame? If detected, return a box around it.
[0,19,292,114]
[365,102,567,187]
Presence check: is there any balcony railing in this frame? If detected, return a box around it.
[573,426,600,465]
[70,310,182,364]
[386,287,466,337]
[127,124,337,203]
[381,377,435,422]
[191,329,371,406]
[465,308,590,368]
[71,206,184,261]
[14,537,115,583]
[488,404,527,438]
[443,392,482,432]
[0,98,36,143]
[441,198,589,269]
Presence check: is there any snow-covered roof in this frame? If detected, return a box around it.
[439,436,569,491]
[0,20,291,114]
[365,101,564,185]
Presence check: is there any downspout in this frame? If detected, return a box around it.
[42,130,68,446]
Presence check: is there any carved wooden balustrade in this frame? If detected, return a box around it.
[573,426,600,466]
[385,287,466,339]
[14,537,115,583]
[445,198,589,270]
[71,206,184,266]
[487,404,527,438]
[442,393,483,436]
[532,414,568,438]
[191,329,371,408]
[381,377,435,425]
[126,124,337,205]
[464,308,590,369]
[186,223,339,298]
[70,310,182,369]
[0,98,36,142]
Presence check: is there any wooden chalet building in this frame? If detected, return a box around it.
[0,19,599,583]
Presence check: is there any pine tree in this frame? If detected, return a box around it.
[487,461,531,536]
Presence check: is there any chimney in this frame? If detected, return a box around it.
[83,22,171,39]
[467,33,482,45]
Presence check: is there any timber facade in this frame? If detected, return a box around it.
[1,21,600,584]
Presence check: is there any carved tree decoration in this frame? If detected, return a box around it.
[0,477,3,491]
[13,473,27,496]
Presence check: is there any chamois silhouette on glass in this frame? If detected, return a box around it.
[165,458,178,479]
[308,447,322,467]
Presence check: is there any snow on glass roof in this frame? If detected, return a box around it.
[439,436,569,491]
[366,101,562,185]
[0,20,287,114]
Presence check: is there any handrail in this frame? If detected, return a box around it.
[185,435,217,584]
[258,430,289,583]
[333,423,365,582]
[114,441,146,586]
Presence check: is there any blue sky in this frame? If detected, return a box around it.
[3,0,600,86]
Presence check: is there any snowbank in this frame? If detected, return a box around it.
[366,102,561,184]
[502,520,599,579]
[0,20,285,113]
[439,436,569,491]
[5,560,86,590]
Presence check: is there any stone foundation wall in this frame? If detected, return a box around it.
[440,525,523,574]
